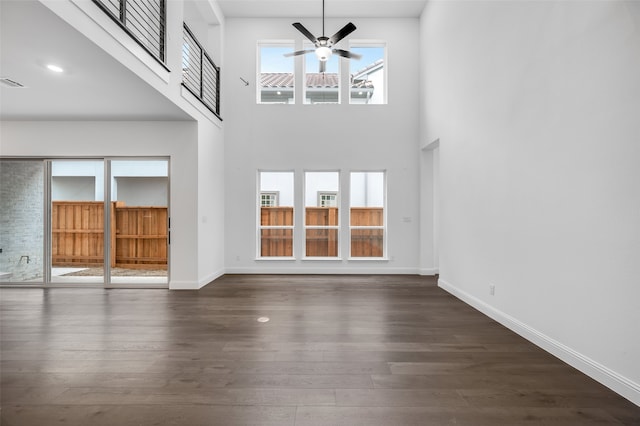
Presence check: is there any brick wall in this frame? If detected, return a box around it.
[0,161,44,282]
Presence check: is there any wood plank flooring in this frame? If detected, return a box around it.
[1,274,638,425]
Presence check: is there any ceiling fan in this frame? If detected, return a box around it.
[284,0,362,73]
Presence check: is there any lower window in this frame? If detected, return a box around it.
[305,172,340,257]
[350,171,385,258]
[258,171,294,257]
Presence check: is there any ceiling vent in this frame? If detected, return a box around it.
[0,77,27,88]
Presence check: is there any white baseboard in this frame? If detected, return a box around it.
[224,266,420,275]
[169,268,224,290]
[168,280,199,290]
[438,279,640,407]
[419,268,439,276]
[198,269,225,288]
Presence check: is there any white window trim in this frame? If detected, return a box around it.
[257,170,295,259]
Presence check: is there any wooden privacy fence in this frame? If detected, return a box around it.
[52,201,167,269]
[305,207,338,257]
[260,206,383,257]
[260,207,294,257]
[350,207,384,257]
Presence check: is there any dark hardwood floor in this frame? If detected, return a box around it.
[1,275,638,425]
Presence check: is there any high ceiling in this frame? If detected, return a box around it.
[216,0,428,18]
[0,0,427,122]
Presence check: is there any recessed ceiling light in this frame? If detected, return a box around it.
[46,64,64,73]
[257,316,269,323]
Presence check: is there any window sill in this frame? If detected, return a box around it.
[255,257,296,261]
[302,257,342,261]
[348,257,389,261]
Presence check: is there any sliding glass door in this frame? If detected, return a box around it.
[50,160,105,283]
[0,157,168,287]
[109,160,168,285]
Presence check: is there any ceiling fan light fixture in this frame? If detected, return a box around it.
[315,46,332,61]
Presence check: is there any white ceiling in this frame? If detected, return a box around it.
[216,0,428,18]
[0,1,191,121]
[0,0,427,122]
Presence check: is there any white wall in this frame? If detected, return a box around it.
[421,0,640,404]
[197,119,226,287]
[114,177,168,206]
[224,17,421,273]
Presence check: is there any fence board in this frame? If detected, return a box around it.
[350,207,384,257]
[52,201,167,269]
[52,201,105,265]
[115,207,167,267]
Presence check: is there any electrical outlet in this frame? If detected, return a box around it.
[489,284,495,296]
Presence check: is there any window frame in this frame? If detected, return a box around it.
[348,41,387,105]
[257,171,295,260]
[318,192,338,207]
[260,191,279,207]
[257,41,296,105]
[349,170,387,259]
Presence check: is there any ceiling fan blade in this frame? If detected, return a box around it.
[284,49,315,57]
[329,22,356,45]
[333,49,362,60]
[292,22,318,44]
[319,61,326,73]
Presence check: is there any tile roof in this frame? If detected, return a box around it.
[260,73,373,89]
[352,59,384,78]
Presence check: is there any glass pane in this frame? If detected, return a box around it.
[350,172,384,208]
[350,46,385,104]
[110,160,169,285]
[304,43,340,104]
[305,172,339,257]
[259,172,294,257]
[260,172,294,209]
[259,45,294,104]
[305,172,339,209]
[51,160,105,283]
[351,229,384,257]
[260,229,293,257]
[305,229,338,257]
[351,172,385,257]
[0,160,44,283]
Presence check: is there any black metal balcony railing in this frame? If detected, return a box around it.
[93,0,166,65]
[182,23,221,118]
